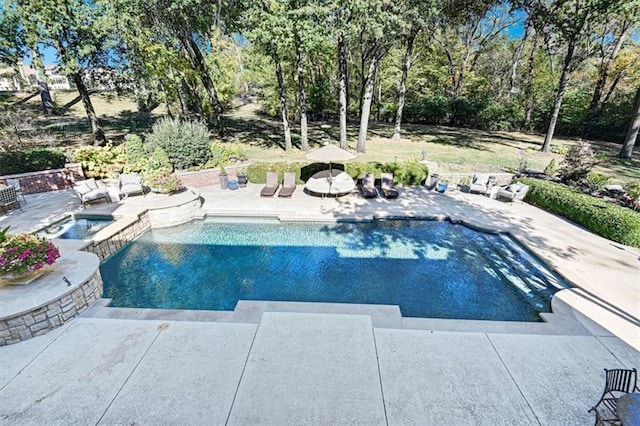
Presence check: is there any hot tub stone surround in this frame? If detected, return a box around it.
[0,272,103,346]
[87,212,152,261]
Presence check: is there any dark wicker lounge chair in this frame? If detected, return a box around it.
[278,172,297,197]
[260,172,279,197]
[360,173,378,198]
[381,173,399,199]
[589,368,638,425]
[0,186,22,213]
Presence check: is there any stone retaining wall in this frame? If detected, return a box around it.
[87,212,151,261]
[0,272,103,346]
[0,163,85,195]
[148,196,203,228]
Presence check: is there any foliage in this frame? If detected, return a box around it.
[624,181,640,210]
[519,177,640,247]
[586,172,611,192]
[147,146,171,170]
[543,158,557,176]
[146,118,211,170]
[73,144,126,178]
[143,146,181,193]
[206,141,247,168]
[124,134,147,172]
[143,167,182,194]
[0,228,60,275]
[557,141,597,186]
[0,148,66,175]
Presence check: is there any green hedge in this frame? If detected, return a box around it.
[246,161,428,185]
[518,177,640,247]
[0,148,66,175]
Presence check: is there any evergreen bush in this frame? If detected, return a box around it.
[124,134,147,172]
[146,118,210,170]
[558,141,597,186]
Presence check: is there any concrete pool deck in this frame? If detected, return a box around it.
[0,184,638,424]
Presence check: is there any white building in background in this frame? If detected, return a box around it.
[0,61,72,92]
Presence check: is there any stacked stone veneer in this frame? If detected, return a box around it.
[0,163,84,195]
[88,212,152,261]
[0,273,103,346]
[148,196,203,228]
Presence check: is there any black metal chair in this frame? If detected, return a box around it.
[589,368,638,425]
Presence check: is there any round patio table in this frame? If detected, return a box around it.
[305,170,355,197]
[617,393,640,426]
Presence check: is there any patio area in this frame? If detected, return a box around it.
[0,183,638,424]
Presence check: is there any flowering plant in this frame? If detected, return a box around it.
[0,227,60,276]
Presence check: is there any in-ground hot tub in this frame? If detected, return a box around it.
[36,214,118,240]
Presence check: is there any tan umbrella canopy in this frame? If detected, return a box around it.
[306,144,356,176]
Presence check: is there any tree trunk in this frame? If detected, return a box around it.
[542,40,575,152]
[31,49,53,114]
[392,31,416,140]
[70,72,106,146]
[294,33,309,152]
[357,50,379,153]
[619,87,640,159]
[178,33,225,135]
[338,32,348,149]
[273,48,292,151]
[506,21,530,99]
[523,35,539,129]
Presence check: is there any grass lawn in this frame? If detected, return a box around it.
[6,92,639,183]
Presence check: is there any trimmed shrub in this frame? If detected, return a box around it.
[0,148,66,175]
[146,118,210,170]
[518,177,640,247]
[246,161,428,186]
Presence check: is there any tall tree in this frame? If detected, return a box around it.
[356,0,402,153]
[433,0,512,97]
[392,0,437,140]
[244,0,294,150]
[142,0,228,134]
[9,0,110,144]
[583,4,639,137]
[619,87,640,159]
[529,0,626,152]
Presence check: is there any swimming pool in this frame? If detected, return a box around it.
[100,219,569,321]
[37,215,117,240]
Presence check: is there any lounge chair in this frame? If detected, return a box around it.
[360,173,378,198]
[0,186,22,213]
[381,173,399,199]
[589,368,638,425]
[6,178,26,204]
[260,172,279,197]
[119,173,145,197]
[278,172,297,197]
[73,178,109,206]
[495,183,529,202]
[469,173,491,194]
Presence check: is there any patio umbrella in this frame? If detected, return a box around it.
[305,144,356,177]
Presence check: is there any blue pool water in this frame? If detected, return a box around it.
[100,219,569,321]
[38,215,116,240]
